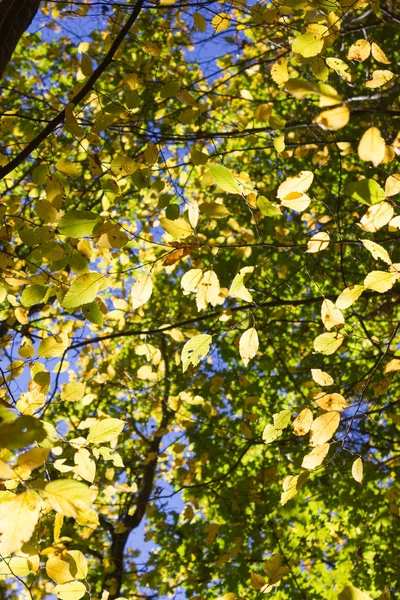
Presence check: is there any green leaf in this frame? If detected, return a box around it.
[345,179,385,205]
[228,266,254,302]
[58,210,103,237]
[208,164,242,195]
[38,333,69,358]
[181,334,212,372]
[62,273,103,310]
[257,196,281,217]
[21,284,48,307]
[159,217,192,239]
[273,409,292,430]
[82,300,104,325]
[262,424,282,444]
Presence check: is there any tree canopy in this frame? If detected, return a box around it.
[0,1,399,599]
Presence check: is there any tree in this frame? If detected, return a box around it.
[0,0,399,599]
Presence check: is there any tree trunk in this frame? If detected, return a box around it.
[0,0,41,79]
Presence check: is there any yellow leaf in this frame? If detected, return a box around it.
[80,53,92,76]
[196,270,220,311]
[61,382,86,403]
[87,418,125,444]
[254,103,272,122]
[17,447,50,470]
[311,369,334,387]
[181,269,203,294]
[384,359,400,374]
[46,556,74,584]
[314,105,350,131]
[228,266,254,303]
[321,298,345,330]
[362,240,391,265]
[53,581,86,600]
[281,192,311,212]
[385,173,400,197]
[0,491,41,554]
[358,127,386,167]
[44,479,92,517]
[313,391,347,412]
[250,571,266,590]
[292,32,324,57]
[314,332,344,355]
[339,585,373,600]
[239,328,259,367]
[271,57,289,86]
[38,333,69,359]
[277,171,314,199]
[365,70,394,88]
[363,270,397,293]
[64,550,88,580]
[159,217,192,239]
[0,459,16,479]
[54,513,64,540]
[336,285,365,309]
[306,231,330,253]
[309,411,340,447]
[281,472,309,505]
[292,408,313,436]
[187,201,199,228]
[211,12,230,33]
[359,202,394,232]
[181,334,212,372]
[0,555,37,577]
[301,443,330,470]
[74,447,96,483]
[130,274,153,310]
[352,457,363,484]
[347,39,371,61]
[371,42,390,64]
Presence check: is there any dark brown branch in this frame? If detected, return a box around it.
[0,0,41,80]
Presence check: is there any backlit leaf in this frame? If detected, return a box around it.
[131,275,153,310]
[302,443,330,470]
[44,480,92,517]
[363,270,397,293]
[87,418,125,444]
[160,217,192,239]
[0,491,41,554]
[313,332,344,355]
[292,408,313,436]
[62,273,103,310]
[239,327,259,367]
[358,127,386,167]
[228,266,254,303]
[309,411,340,447]
[362,240,391,265]
[208,164,242,195]
[321,299,345,330]
[311,369,334,387]
[335,285,365,309]
[359,202,394,232]
[181,334,212,373]
[53,581,86,600]
[306,231,330,253]
[277,171,313,200]
[352,457,363,484]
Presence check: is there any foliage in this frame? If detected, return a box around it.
[0,1,399,599]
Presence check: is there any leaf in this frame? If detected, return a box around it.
[363,270,397,293]
[306,231,330,253]
[314,105,350,130]
[61,382,86,403]
[365,70,394,88]
[131,275,153,310]
[371,42,391,64]
[62,273,103,310]
[74,448,96,483]
[239,328,259,366]
[208,164,242,195]
[211,12,230,33]
[273,409,291,430]
[262,424,282,444]
[58,210,102,237]
[292,408,313,436]
[313,392,347,412]
[181,269,203,294]
[82,300,104,326]
[309,411,340,447]
[359,202,394,232]
[281,192,311,212]
[281,472,309,505]
[200,202,230,219]
[257,196,281,217]
[358,127,386,167]
[347,39,371,61]
[314,332,344,355]
[0,491,41,554]
[346,179,385,206]
[321,299,345,330]
[0,460,16,479]
[271,57,289,86]
[17,447,50,470]
[38,333,69,358]
[44,480,92,517]
[193,11,206,32]
[336,285,365,309]
[46,556,74,584]
[21,284,48,307]
[302,443,330,470]
[196,270,220,311]
[250,571,266,590]
[228,266,254,303]
[292,32,324,57]
[384,358,400,374]
[87,418,125,444]
[311,369,334,387]
[53,581,86,600]
[352,457,363,484]
[362,240,391,265]
[159,217,192,239]
[277,171,313,200]
[65,550,88,580]
[385,174,400,197]
[181,334,212,373]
